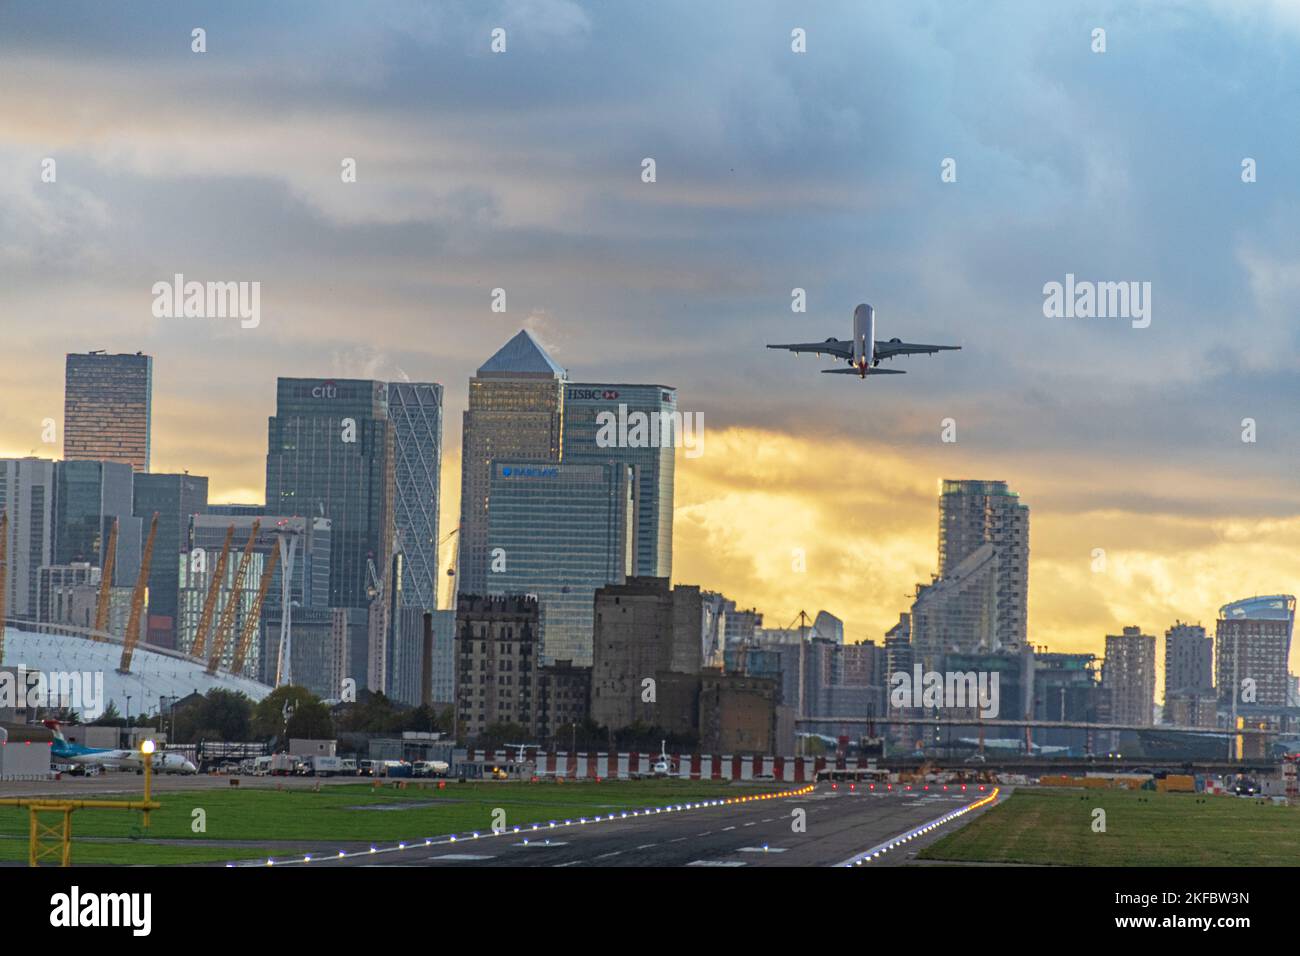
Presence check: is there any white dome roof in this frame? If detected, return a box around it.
[2,627,272,720]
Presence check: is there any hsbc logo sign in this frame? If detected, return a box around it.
[567,388,619,401]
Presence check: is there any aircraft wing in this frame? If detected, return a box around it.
[766,338,853,359]
[821,367,905,375]
[874,340,961,360]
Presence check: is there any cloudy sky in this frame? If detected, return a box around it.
[2,0,1297,681]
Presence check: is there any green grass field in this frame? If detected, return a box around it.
[0,779,776,866]
[921,787,1300,866]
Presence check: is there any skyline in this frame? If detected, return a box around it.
[2,0,1298,674]
[5,340,1294,690]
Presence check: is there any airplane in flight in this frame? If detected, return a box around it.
[43,720,198,774]
[767,303,960,378]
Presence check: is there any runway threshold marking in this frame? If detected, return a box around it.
[687,860,747,867]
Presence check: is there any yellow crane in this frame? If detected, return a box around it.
[119,513,159,673]
[91,518,118,641]
[208,521,260,672]
[190,525,234,659]
[227,546,279,677]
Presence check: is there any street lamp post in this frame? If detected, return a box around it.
[124,695,133,750]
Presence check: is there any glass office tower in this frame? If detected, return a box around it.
[64,351,153,473]
[264,378,395,610]
[388,382,443,610]
[458,331,565,597]
[133,472,209,648]
[53,460,140,587]
[562,383,675,579]
[486,460,632,666]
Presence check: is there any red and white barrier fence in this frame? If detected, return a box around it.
[462,750,869,782]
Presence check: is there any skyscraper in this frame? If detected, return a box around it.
[910,542,998,658]
[388,382,443,609]
[1102,626,1156,726]
[937,479,1030,647]
[562,383,676,578]
[133,472,208,648]
[64,352,152,473]
[457,331,565,597]
[1164,621,1213,698]
[0,458,56,621]
[1216,595,1296,710]
[485,460,633,665]
[52,460,141,588]
[264,378,396,612]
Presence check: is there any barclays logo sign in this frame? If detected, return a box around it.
[501,466,559,478]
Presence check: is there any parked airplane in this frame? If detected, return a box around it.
[767,303,960,378]
[43,720,197,774]
[652,740,676,777]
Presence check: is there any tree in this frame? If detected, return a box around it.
[476,722,529,752]
[90,700,123,726]
[252,686,333,748]
[171,690,253,744]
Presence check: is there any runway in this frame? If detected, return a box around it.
[296,783,1002,868]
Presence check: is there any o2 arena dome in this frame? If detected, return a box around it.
[2,626,272,720]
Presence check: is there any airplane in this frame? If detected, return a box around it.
[43,720,198,774]
[652,740,676,777]
[767,303,960,378]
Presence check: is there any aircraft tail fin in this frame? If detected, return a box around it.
[42,719,68,745]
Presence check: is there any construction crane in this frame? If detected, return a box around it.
[220,546,278,677]
[119,513,159,674]
[189,525,234,659]
[91,518,118,641]
[0,510,7,667]
[208,521,260,670]
[440,526,460,610]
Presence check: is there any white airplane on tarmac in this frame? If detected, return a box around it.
[652,740,676,777]
[767,303,960,378]
[43,720,197,774]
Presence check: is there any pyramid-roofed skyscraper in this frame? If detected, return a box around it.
[457,330,566,596]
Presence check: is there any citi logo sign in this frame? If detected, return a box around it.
[311,381,338,399]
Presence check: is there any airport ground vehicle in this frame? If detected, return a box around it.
[413,760,449,778]
[340,758,358,775]
[304,756,344,777]
[269,753,297,776]
[358,760,376,777]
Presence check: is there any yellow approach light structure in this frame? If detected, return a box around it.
[0,740,162,866]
